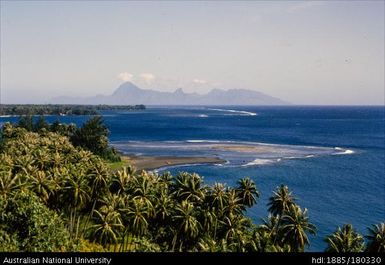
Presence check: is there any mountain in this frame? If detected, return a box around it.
[51,82,289,105]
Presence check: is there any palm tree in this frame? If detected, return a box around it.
[267,185,297,245]
[154,189,173,222]
[61,170,91,210]
[325,224,365,252]
[172,200,201,251]
[366,223,385,252]
[33,148,51,170]
[132,172,153,198]
[0,154,14,169]
[158,171,173,187]
[14,154,36,175]
[223,189,244,217]
[200,206,218,237]
[260,214,280,239]
[90,209,123,246]
[172,172,206,203]
[0,169,24,200]
[250,229,285,252]
[98,193,125,215]
[280,204,316,252]
[51,151,63,168]
[197,236,221,252]
[75,150,94,164]
[209,183,227,213]
[27,170,57,203]
[219,214,249,251]
[131,173,155,218]
[236,177,259,207]
[124,198,150,236]
[268,184,296,217]
[60,167,91,238]
[111,166,134,195]
[87,160,109,198]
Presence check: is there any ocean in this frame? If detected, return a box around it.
[1,106,384,251]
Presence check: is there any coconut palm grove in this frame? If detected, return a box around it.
[0,116,384,253]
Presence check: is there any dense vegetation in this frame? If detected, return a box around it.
[15,115,121,162]
[0,104,145,116]
[0,123,383,252]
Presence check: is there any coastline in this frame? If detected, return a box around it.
[121,155,225,170]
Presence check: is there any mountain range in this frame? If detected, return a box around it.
[51,82,288,105]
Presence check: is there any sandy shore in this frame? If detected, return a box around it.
[122,155,225,170]
[211,144,279,153]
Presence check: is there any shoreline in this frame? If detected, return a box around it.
[121,154,226,170]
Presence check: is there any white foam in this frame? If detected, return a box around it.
[333,147,355,155]
[186,139,231,143]
[242,158,276,167]
[208,108,257,116]
[186,140,216,143]
[336,149,355,155]
[198,114,208,118]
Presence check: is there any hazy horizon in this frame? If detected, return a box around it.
[1,1,384,105]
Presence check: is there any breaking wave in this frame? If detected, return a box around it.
[333,147,355,155]
[208,108,257,116]
[242,159,277,166]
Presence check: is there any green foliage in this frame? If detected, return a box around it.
[17,115,34,131]
[268,184,296,216]
[280,205,316,252]
[0,104,145,116]
[0,229,19,251]
[75,238,105,252]
[34,116,50,132]
[70,117,109,155]
[14,115,121,162]
[236,177,259,207]
[261,185,315,252]
[1,192,74,251]
[366,223,385,252]
[325,224,365,252]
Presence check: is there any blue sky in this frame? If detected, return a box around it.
[0,1,384,104]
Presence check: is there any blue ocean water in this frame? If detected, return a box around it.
[1,106,384,251]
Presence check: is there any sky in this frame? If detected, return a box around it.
[0,1,384,105]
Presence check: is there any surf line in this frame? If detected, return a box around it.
[207,108,257,116]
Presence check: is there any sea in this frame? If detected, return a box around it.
[1,105,384,251]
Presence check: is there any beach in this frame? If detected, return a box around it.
[122,155,225,170]
[211,144,280,153]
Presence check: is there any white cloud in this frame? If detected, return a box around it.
[139,73,155,84]
[287,1,324,13]
[117,72,134,82]
[193,79,207,84]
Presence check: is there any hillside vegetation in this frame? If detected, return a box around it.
[0,104,145,116]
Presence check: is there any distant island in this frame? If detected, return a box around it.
[0,104,145,116]
[51,81,289,105]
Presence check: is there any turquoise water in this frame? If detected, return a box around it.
[1,106,384,251]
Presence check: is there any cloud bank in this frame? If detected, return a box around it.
[117,72,134,82]
[139,73,155,84]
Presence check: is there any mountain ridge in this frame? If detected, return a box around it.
[51,82,289,105]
